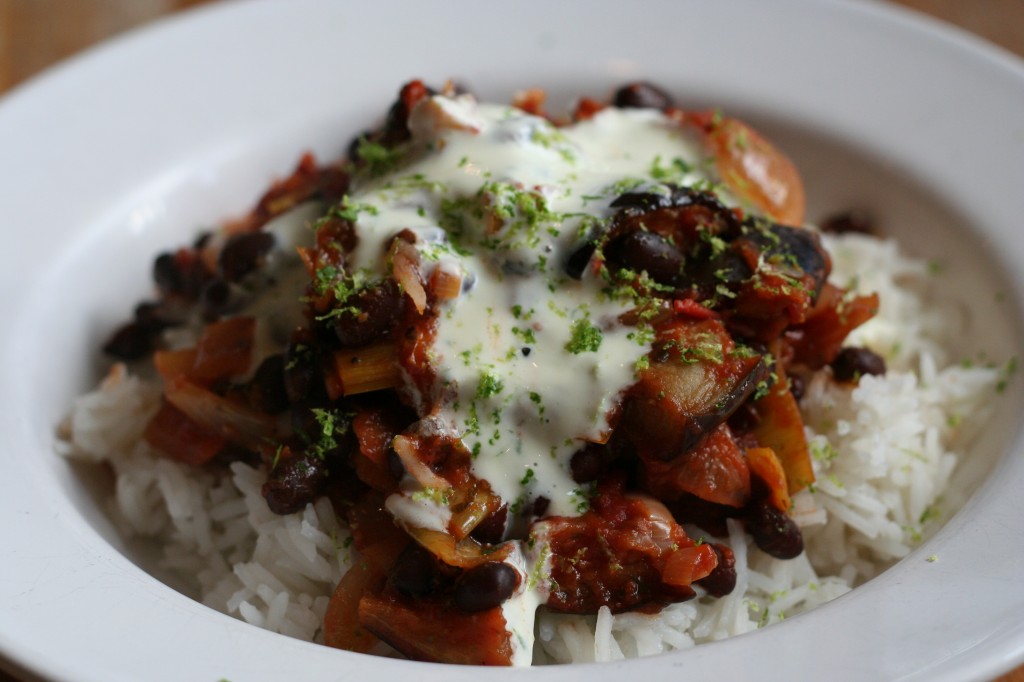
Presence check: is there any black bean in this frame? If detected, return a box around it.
[102,321,153,360]
[333,279,405,347]
[604,230,684,286]
[390,544,440,598]
[570,444,608,483]
[831,347,886,383]
[695,543,737,597]
[199,278,232,321]
[747,500,803,559]
[219,231,275,282]
[532,496,550,517]
[261,453,327,515]
[248,354,289,413]
[820,209,875,235]
[453,562,519,612]
[613,82,673,110]
[153,252,183,295]
[283,342,322,403]
[470,505,508,544]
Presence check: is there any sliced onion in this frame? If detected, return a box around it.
[392,434,450,491]
[163,376,278,451]
[661,544,719,587]
[391,240,427,314]
[404,525,512,569]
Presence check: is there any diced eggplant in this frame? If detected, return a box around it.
[358,589,514,665]
[739,222,830,299]
[610,185,738,224]
[540,481,703,613]
[600,187,829,340]
[607,186,740,262]
[619,319,768,461]
[681,220,832,341]
[789,283,880,369]
[323,562,383,653]
[640,423,751,508]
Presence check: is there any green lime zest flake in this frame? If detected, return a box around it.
[528,391,548,421]
[569,483,596,513]
[476,368,505,399]
[307,408,349,460]
[333,195,381,222]
[270,443,285,470]
[919,504,942,525]
[903,524,923,543]
[810,440,839,463]
[565,318,602,354]
[634,355,651,374]
[354,137,408,176]
[512,326,537,344]
[411,487,451,505]
[649,155,693,182]
[526,542,551,589]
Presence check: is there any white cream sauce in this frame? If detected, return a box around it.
[501,533,553,666]
[384,479,453,533]
[238,202,324,380]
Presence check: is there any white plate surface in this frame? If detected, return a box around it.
[2,0,1024,680]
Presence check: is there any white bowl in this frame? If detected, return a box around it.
[2,0,1024,680]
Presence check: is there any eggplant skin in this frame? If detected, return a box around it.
[620,347,769,462]
[741,222,830,301]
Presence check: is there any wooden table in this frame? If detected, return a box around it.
[0,1,1022,680]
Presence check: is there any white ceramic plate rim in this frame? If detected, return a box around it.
[2,1,1024,680]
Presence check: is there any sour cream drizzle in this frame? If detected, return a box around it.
[348,94,714,523]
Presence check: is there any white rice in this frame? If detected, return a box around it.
[60,232,1004,662]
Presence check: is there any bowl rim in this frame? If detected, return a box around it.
[3,1,1024,680]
